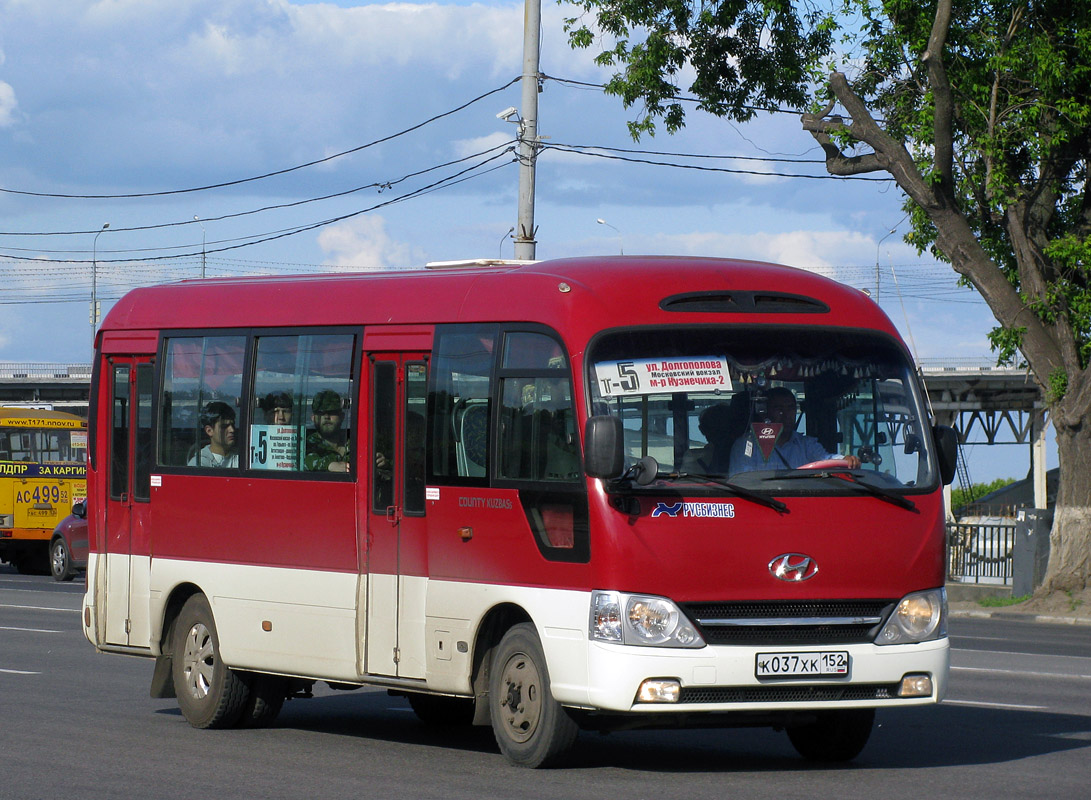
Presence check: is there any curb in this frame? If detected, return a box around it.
[950,608,1091,626]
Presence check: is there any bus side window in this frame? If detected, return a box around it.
[249,333,355,474]
[158,336,246,470]
[497,333,578,484]
[428,324,497,484]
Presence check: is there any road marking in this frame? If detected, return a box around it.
[944,699,1048,711]
[0,603,78,613]
[955,647,1091,659]
[0,668,41,675]
[0,587,84,596]
[952,665,1091,681]
[0,626,63,633]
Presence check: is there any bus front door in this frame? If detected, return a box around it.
[101,358,154,647]
[363,353,429,679]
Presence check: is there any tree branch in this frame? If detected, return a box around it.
[804,72,1067,388]
[923,0,955,190]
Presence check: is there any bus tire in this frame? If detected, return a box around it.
[488,623,578,768]
[50,537,74,582]
[172,594,250,729]
[786,708,874,762]
[238,674,287,728]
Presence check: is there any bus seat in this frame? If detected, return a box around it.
[454,399,488,477]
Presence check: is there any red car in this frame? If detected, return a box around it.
[50,501,88,582]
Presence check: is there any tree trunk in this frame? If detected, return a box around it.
[1040,415,1091,593]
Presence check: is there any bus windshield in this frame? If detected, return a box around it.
[588,327,938,491]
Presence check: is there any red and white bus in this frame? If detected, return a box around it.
[83,256,956,767]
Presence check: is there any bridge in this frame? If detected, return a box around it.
[2,357,1052,508]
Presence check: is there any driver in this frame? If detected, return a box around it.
[729,386,860,473]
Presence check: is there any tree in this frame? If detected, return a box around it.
[566,0,1091,591]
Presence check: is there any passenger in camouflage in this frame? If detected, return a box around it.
[305,390,350,472]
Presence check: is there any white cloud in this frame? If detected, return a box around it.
[454,131,513,160]
[0,81,17,127]
[643,228,872,277]
[317,215,419,269]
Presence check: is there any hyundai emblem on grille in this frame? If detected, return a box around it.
[769,553,819,582]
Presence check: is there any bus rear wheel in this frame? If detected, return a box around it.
[172,594,250,729]
[239,674,288,728]
[786,708,874,762]
[488,623,578,768]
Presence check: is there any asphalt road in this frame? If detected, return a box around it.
[2,567,1090,800]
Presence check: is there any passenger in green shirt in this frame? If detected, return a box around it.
[305,390,350,472]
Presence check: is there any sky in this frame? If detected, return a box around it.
[0,0,1051,483]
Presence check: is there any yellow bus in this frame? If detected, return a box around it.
[0,408,87,574]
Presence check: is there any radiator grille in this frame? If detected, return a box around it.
[680,600,896,646]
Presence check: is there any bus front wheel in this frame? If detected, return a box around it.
[786,708,874,761]
[488,623,578,768]
[172,594,251,729]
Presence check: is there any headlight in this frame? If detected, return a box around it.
[590,591,705,648]
[876,588,947,645]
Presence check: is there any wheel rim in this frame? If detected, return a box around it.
[497,649,542,744]
[50,541,67,575]
[181,622,216,700]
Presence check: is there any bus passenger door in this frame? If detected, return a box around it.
[102,357,154,647]
[364,353,429,679]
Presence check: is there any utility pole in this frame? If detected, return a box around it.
[195,215,206,278]
[513,0,541,261]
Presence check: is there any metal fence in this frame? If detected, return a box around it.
[947,521,1016,585]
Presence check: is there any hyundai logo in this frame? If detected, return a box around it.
[760,426,775,436]
[769,553,819,582]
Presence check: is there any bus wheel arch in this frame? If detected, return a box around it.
[469,603,532,727]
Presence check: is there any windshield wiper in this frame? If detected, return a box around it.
[767,470,918,512]
[618,457,789,513]
[680,472,790,514]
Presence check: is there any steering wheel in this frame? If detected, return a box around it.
[797,458,854,470]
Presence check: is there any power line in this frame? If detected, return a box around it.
[543,143,891,182]
[0,77,520,202]
[0,149,518,264]
[0,140,517,244]
[543,74,803,117]
[549,141,826,165]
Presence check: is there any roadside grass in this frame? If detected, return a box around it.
[977,594,1031,608]
[1066,590,1084,612]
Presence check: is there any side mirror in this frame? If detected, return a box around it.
[72,500,87,519]
[932,424,958,486]
[584,415,624,479]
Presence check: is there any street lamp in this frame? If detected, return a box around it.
[194,215,206,278]
[91,222,110,344]
[499,226,514,259]
[875,226,897,298]
[596,218,623,255]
